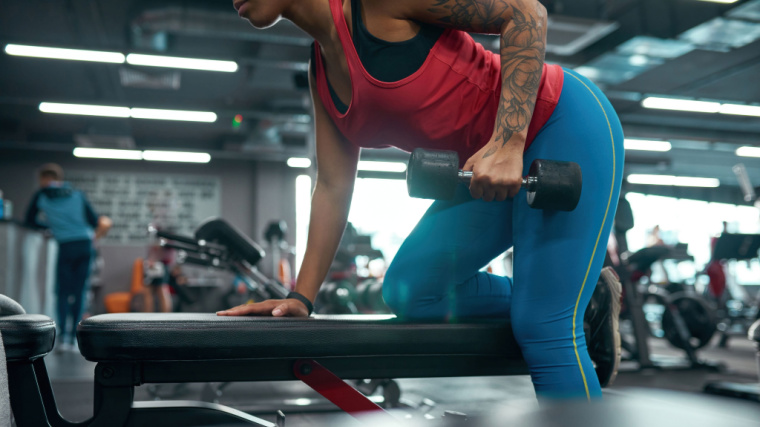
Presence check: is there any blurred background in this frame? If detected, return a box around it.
[1,0,760,424]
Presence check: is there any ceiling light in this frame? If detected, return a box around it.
[287,158,312,168]
[679,17,760,50]
[358,161,407,173]
[624,139,672,152]
[5,44,125,63]
[130,108,217,122]
[126,54,238,72]
[694,0,739,4]
[73,148,142,160]
[39,102,130,118]
[40,102,216,122]
[616,36,695,59]
[142,150,211,163]
[641,97,721,113]
[719,103,760,117]
[736,146,760,158]
[627,174,720,187]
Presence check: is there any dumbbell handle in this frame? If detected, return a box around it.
[458,171,538,190]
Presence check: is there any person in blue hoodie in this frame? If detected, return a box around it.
[24,163,112,350]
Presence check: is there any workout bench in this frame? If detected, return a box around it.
[8,310,525,426]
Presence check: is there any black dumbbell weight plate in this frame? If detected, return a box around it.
[526,160,582,211]
[661,293,717,350]
[407,149,460,200]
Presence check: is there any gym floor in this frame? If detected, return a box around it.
[45,335,758,426]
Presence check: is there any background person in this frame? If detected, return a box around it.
[24,163,112,350]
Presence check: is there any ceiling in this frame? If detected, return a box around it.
[1,0,759,203]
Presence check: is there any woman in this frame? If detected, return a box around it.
[219,0,625,400]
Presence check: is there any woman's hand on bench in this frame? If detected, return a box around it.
[216,299,310,317]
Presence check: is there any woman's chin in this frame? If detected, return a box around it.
[246,14,281,29]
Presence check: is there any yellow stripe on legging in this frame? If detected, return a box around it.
[564,71,617,401]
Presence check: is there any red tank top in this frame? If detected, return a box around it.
[314,0,564,166]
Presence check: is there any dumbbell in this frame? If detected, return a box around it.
[406,148,582,211]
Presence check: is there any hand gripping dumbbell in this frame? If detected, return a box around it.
[406,148,582,211]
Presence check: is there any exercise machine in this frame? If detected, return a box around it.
[608,196,720,371]
[705,233,760,348]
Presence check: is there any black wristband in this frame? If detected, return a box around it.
[287,291,314,316]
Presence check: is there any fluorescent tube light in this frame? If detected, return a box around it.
[73,148,142,160]
[642,97,721,113]
[5,44,125,63]
[694,0,739,3]
[142,150,211,163]
[40,102,216,122]
[39,102,130,118]
[5,44,238,73]
[130,108,217,122]
[287,158,312,168]
[627,174,720,188]
[720,104,760,117]
[736,146,760,158]
[624,139,672,152]
[126,54,238,72]
[358,161,408,173]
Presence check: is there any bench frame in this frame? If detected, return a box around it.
[9,352,528,427]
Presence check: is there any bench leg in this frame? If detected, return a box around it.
[7,360,51,427]
[90,362,277,426]
[32,358,90,427]
[89,385,134,427]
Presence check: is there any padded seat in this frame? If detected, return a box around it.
[0,314,55,361]
[77,313,522,363]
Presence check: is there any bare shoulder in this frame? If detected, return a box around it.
[299,0,340,40]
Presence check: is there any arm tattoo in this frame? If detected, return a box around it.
[491,8,545,156]
[427,1,546,159]
[428,0,509,32]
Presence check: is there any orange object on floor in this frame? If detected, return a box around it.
[103,258,145,313]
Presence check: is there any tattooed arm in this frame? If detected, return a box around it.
[399,0,548,201]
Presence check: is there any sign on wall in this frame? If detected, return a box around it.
[67,172,221,245]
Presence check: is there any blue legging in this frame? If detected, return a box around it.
[383,69,624,400]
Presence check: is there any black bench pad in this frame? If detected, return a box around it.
[0,314,55,361]
[77,313,522,363]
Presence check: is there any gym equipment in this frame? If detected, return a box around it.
[4,299,528,426]
[356,279,389,314]
[406,148,582,211]
[316,280,359,314]
[660,293,716,350]
[156,218,289,302]
[707,233,760,348]
[316,223,386,314]
[626,247,717,351]
[702,233,760,402]
[607,196,720,371]
[704,318,760,402]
